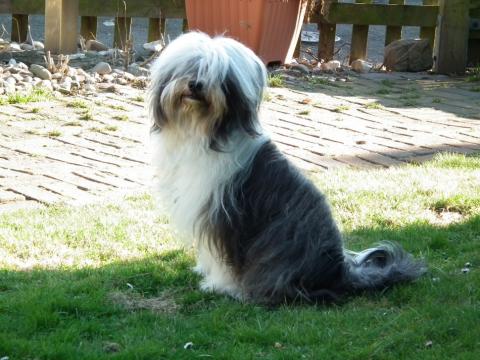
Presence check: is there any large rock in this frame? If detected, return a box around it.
[30,64,52,80]
[384,39,433,72]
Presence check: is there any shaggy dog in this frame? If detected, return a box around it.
[147,32,426,304]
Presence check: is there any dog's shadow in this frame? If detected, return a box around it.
[3,215,477,320]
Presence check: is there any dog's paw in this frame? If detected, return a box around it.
[199,276,244,300]
[192,264,205,275]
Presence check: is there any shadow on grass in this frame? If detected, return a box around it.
[0,216,479,359]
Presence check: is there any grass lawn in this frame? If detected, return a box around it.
[0,153,479,359]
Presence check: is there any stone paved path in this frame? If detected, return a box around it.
[1,72,479,211]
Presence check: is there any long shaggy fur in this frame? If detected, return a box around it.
[147,32,426,304]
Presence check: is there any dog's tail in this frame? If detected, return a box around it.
[343,242,426,292]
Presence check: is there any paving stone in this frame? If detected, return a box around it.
[1,74,479,210]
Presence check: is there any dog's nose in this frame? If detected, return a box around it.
[188,81,203,93]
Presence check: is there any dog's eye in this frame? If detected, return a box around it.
[188,81,204,93]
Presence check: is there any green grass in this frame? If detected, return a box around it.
[364,102,384,110]
[46,130,62,137]
[297,109,311,116]
[380,79,395,87]
[67,100,89,109]
[113,114,129,121]
[376,88,391,95]
[466,66,480,82]
[79,109,95,121]
[333,104,350,112]
[0,153,479,359]
[108,104,127,111]
[268,74,284,88]
[0,87,52,105]
[131,95,144,102]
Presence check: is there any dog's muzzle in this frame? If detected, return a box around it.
[183,80,205,101]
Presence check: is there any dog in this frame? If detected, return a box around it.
[147,32,426,304]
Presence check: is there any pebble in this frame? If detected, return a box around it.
[12,74,23,82]
[20,43,34,51]
[67,67,77,78]
[127,63,149,77]
[91,62,112,75]
[30,64,52,80]
[5,76,16,85]
[351,59,373,73]
[102,74,114,82]
[4,82,15,94]
[86,39,109,52]
[8,43,21,51]
[116,78,128,85]
[290,63,310,75]
[40,79,53,91]
[69,53,86,60]
[1,55,148,96]
[320,60,341,71]
[33,41,44,50]
[143,40,164,52]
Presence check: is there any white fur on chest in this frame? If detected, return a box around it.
[151,130,266,241]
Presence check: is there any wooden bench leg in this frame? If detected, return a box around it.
[11,14,28,43]
[44,0,79,54]
[433,0,469,74]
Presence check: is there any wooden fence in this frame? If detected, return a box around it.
[0,0,186,53]
[0,0,479,73]
[312,0,480,74]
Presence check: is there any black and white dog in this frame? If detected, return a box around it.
[147,32,426,304]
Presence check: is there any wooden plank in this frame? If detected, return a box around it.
[318,3,439,27]
[11,14,28,43]
[44,0,79,54]
[80,16,97,41]
[350,0,372,64]
[420,0,438,49]
[148,17,166,42]
[11,0,45,14]
[7,0,185,18]
[0,0,12,13]
[385,0,404,46]
[434,0,469,74]
[114,16,132,49]
[318,0,337,61]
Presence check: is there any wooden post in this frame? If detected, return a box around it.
[11,14,28,43]
[318,0,337,61]
[44,0,79,54]
[433,0,469,74]
[114,17,132,48]
[420,0,438,48]
[385,0,404,46]
[148,17,166,41]
[80,16,97,41]
[350,0,373,64]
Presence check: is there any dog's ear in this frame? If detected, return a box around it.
[150,85,167,133]
[210,70,259,151]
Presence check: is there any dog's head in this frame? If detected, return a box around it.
[147,32,267,150]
